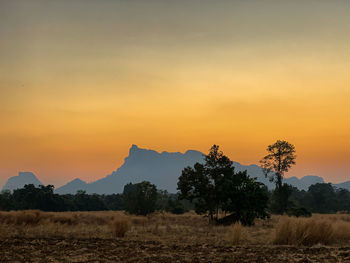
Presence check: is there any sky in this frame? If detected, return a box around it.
[1,0,350,187]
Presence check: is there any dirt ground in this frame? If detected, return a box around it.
[1,211,350,262]
[1,237,349,263]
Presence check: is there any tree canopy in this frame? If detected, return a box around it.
[123,181,158,215]
[260,140,296,188]
[260,140,296,213]
[178,145,269,225]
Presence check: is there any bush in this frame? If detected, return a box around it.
[229,222,244,245]
[110,218,131,238]
[287,207,312,218]
[273,217,335,246]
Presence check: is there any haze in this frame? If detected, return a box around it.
[1,0,350,187]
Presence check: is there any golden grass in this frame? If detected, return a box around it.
[273,217,332,245]
[229,222,244,245]
[110,218,131,237]
[0,211,349,247]
[273,215,350,246]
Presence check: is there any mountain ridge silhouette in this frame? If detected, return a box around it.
[2,145,348,194]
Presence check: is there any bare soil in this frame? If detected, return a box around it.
[1,237,349,263]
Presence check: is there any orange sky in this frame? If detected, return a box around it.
[1,0,350,187]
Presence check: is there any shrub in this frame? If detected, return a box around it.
[287,207,312,218]
[335,223,350,243]
[229,222,244,245]
[273,217,335,246]
[110,218,131,238]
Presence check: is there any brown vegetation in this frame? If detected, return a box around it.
[229,222,244,245]
[110,217,131,237]
[0,210,350,246]
[273,217,335,245]
[0,211,350,262]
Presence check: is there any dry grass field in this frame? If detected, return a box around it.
[0,210,350,262]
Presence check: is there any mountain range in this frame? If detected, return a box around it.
[2,172,43,191]
[2,145,349,194]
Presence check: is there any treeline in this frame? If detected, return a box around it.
[0,183,193,214]
[289,183,350,214]
[0,181,349,216]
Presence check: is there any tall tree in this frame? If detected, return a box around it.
[260,140,296,189]
[204,145,234,220]
[178,145,269,225]
[260,140,296,213]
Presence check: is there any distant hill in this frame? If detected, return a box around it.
[55,178,88,194]
[285,175,325,190]
[231,163,325,191]
[57,144,205,194]
[334,181,350,191]
[2,172,43,191]
[3,145,350,194]
[55,145,349,194]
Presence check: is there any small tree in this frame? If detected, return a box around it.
[123,181,157,215]
[178,163,216,219]
[260,140,296,213]
[220,170,270,225]
[269,183,294,214]
[178,145,269,225]
[306,183,337,213]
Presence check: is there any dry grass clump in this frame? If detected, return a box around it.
[229,222,244,245]
[333,221,350,242]
[0,211,128,239]
[0,210,48,225]
[0,211,113,226]
[0,211,349,247]
[15,210,44,225]
[50,214,77,225]
[273,217,336,246]
[110,218,131,238]
[130,216,148,227]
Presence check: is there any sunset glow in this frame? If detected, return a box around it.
[1,0,350,187]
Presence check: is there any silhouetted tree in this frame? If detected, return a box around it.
[220,170,270,225]
[178,162,214,218]
[12,184,42,210]
[305,183,337,213]
[178,145,269,225]
[166,197,187,214]
[269,183,294,214]
[156,190,170,211]
[102,194,124,210]
[123,181,157,215]
[1,182,349,214]
[0,190,14,211]
[260,140,296,213]
[73,190,106,211]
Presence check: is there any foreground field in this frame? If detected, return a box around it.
[1,238,350,263]
[0,211,350,262]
